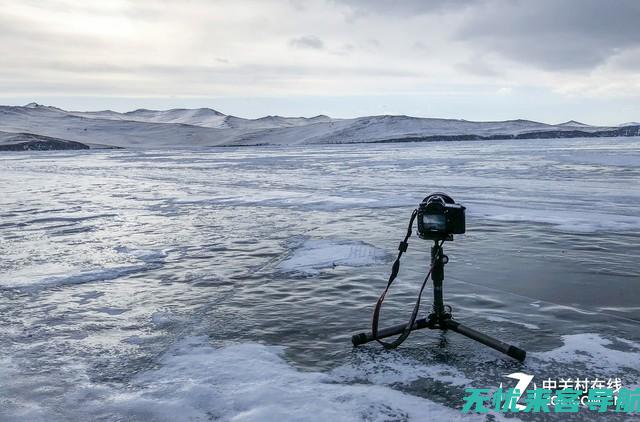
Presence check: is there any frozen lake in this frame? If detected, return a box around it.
[1,137,639,420]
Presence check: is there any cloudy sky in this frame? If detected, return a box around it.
[1,0,638,124]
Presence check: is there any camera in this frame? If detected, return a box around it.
[417,193,465,241]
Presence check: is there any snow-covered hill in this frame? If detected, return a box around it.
[68,106,332,130]
[72,108,229,128]
[0,131,91,151]
[0,103,637,149]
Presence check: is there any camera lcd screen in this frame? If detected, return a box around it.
[422,214,446,231]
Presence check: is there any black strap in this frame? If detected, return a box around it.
[371,210,441,349]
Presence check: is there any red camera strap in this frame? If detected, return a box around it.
[371,209,441,349]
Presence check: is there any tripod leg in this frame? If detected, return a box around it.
[352,318,430,346]
[443,319,526,362]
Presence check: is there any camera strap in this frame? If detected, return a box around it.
[371,209,439,349]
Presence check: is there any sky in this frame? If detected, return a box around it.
[0,0,639,125]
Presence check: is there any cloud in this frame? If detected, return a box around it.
[605,48,640,71]
[454,0,640,71]
[455,55,502,78]
[289,35,324,50]
[334,0,475,17]
[0,0,638,123]
[336,0,640,72]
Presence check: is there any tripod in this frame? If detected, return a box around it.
[352,241,526,362]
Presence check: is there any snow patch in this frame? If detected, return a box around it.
[532,333,640,372]
[92,337,477,421]
[278,239,388,274]
[331,351,472,387]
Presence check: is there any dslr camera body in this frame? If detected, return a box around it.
[417,193,466,241]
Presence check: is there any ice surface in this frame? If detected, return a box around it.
[0,247,165,289]
[1,264,149,289]
[151,311,175,328]
[470,203,640,233]
[278,239,388,274]
[484,315,540,330]
[0,138,638,421]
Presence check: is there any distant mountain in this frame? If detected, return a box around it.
[68,107,332,130]
[73,107,229,128]
[0,103,637,150]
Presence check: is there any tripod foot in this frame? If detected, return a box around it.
[351,318,430,346]
[444,319,526,362]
